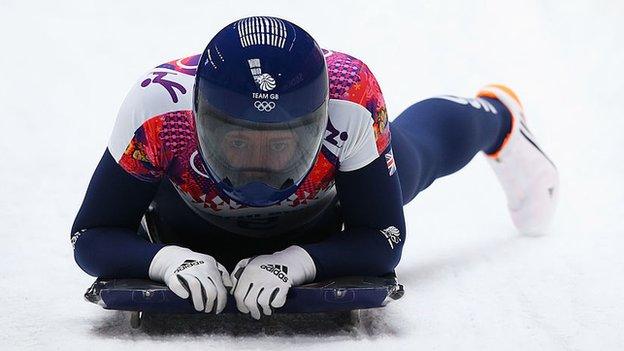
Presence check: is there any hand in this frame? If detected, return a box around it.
[148,246,232,313]
[230,246,316,319]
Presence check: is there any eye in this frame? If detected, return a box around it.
[270,142,288,152]
[230,139,247,149]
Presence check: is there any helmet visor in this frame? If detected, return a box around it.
[196,100,328,191]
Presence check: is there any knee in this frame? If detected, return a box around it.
[400,98,478,143]
[396,97,481,164]
[408,97,470,122]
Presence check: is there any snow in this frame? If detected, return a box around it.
[1,0,623,349]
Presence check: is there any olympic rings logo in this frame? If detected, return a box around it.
[254,100,276,112]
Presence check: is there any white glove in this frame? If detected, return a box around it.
[148,246,232,313]
[230,245,316,319]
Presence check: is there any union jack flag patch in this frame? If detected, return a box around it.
[385,149,396,176]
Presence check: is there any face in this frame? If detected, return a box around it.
[221,129,299,178]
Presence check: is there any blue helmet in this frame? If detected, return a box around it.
[194,17,328,207]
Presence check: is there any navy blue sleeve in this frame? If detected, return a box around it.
[302,145,406,280]
[71,149,165,278]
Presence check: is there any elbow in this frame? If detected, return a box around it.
[73,252,100,278]
[70,220,94,275]
[368,245,403,276]
[71,228,109,277]
[71,229,99,277]
[355,229,404,276]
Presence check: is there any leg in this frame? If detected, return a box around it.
[391,96,511,205]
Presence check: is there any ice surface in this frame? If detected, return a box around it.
[1,0,623,350]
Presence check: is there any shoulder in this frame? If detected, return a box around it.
[108,54,200,161]
[325,50,382,106]
[323,50,391,170]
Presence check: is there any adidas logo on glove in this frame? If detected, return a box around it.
[260,264,289,282]
[173,259,205,274]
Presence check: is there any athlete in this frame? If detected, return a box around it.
[71,17,559,320]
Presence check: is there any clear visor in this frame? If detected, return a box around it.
[196,101,328,190]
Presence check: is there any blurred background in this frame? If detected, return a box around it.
[0,1,622,349]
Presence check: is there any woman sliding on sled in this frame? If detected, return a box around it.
[72,16,558,320]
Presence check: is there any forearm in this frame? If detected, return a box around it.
[302,224,404,281]
[304,143,406,281]
[72,227,165,278]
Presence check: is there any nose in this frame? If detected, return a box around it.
[247,143,269,168]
